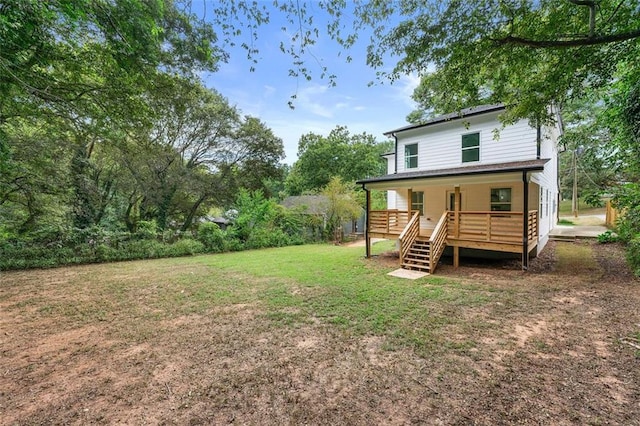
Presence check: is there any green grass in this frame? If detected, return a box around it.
[3,241,498,355]
[558,219,575,225]
[180,242,493,352]
[558,198,604,215]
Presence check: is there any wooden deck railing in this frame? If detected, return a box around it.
[447,211,538,244]
[399,211,420,263]
[527,210,538,243]
[370,209,539,247]
[428,211,449,273]
[369,210,410,234]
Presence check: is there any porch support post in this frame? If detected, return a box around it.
[365,187,371,258]
[454,185,460,269]
[522,171,529,270]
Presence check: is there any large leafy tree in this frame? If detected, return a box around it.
[0,0,223,232]
[117,77,284,231]
[285,126,391,195]
[210,1,639,124]
[382,0,640,124]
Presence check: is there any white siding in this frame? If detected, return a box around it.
[386,190,397,210]
[395,111,538,173]
[376,107,560,252]
[530,123,560,249]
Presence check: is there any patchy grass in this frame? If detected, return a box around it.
[559,199,605,215]
[558,218,575,225]
[1,241,639,424]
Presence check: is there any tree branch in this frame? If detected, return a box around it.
[492,29,640,48]
[567,0,596,37]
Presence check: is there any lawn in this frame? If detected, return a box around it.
[1,241,639,424]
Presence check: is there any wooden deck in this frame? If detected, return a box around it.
[369,210,538,251]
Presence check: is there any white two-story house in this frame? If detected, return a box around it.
[357,104,560,273]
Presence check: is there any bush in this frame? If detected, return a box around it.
[627,235,640,276]
[597,230,618,244]
[135,220,158,240]
[197,222,226,252]
[165,239,205,256]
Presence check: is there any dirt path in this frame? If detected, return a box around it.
[1,241,639,425]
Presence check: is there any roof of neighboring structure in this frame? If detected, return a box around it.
[357,159,550,185]
[280,195,328,215]
[383,104,506,136]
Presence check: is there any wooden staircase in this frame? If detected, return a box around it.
[402,238,432,272]
[398,210,449,275]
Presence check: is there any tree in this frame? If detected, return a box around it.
[118,77,284,231]
[558,96,620,204]
[207,1,639,124]
[322,177,362,244]
[0,0,223,234]
[386,0,640,124]
[285,126,391,195]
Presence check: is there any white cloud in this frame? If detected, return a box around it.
[263,85,276,97]
[388,73,421,109]
[296,84,334,118]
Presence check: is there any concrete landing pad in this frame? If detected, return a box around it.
[387,268,428,280]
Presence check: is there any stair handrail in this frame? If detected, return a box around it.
[428,210,449,273]
[399,211,420,263]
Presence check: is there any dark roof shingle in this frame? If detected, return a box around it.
[384,104,506,136]
[357,159,549,185]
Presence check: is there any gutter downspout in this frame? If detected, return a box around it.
[392,133,398,174]
[522,171,529,271]
[536,122,541,159]
[362,184,371,258]
[555,103,565,224]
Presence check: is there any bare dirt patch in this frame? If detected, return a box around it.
[1,242,640,424]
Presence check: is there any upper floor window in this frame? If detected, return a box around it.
[491,188,511,211]
[462,133,480,163]
[405,143,418,169]
[411,191,424,215]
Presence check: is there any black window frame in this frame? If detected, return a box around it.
[411,191,424,215]
[462,132,480,163]
[490,188,512,212]
[405,143,418,169]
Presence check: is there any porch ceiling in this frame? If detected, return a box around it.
[358,159,549,190]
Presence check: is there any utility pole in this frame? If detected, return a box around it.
[572,148,578,218]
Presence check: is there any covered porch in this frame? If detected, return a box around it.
[368,208,538,270]
[359,160,550,273]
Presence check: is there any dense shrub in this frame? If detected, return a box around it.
[627,235,640,276]
[197,222,226,252]
[135,220,158,240]
[0,190,337,271]
[0,233,206,270]
[166,238,205,256]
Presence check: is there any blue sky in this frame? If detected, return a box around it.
[197,2,419,164]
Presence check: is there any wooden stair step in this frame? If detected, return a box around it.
[406,254,430,260]
[402,263,430,272]
[408,247,431,253]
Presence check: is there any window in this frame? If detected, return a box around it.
[411,191,424,215]
[405,143,418,169]
[546,189,550,218]
[490,188,511,211]
[462,133,480,163]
